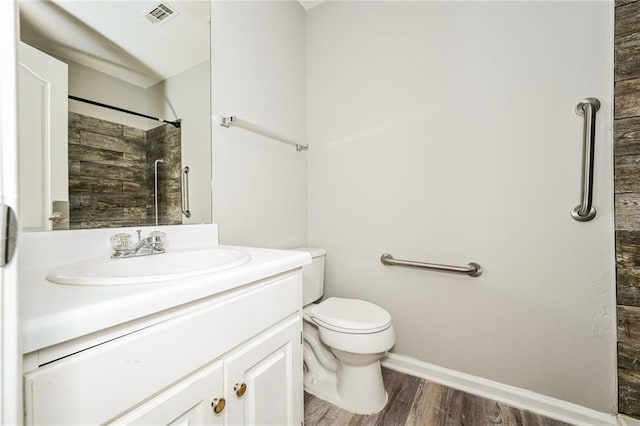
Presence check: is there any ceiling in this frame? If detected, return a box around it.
[20,0,211,88]
[298,0,325,10]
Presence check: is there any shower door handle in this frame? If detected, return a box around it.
[571,97,600,222]
[181,166,191,218]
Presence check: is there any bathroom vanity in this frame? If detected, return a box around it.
[20,225,309,425]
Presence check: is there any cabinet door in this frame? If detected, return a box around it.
[224,316,302,426]
[111,361,225,426]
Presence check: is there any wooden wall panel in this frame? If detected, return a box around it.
[615,79,640,119]
[618,305,640,343]
[68,112,149,229]
[146,124,182,226]
[616,1,640,418]
[616,1,638,9]
[619,343,640,417]
[615,117,640,157]
[67,112,182,229]
[616,195,640,231]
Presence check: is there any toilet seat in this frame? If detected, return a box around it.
[308,297,392,334]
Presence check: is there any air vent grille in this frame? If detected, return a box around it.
[145,2,178,24]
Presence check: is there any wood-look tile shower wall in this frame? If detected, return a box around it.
[146,124,182,226]
[615,1,640,418]
[68,112,181,229]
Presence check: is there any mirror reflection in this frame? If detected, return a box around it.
[18,0,212,231]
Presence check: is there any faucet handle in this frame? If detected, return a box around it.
[136,229,142,242]
[149,231,167,249]
[111,233,133,252]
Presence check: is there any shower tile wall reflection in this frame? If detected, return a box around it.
[68,112,181,229]
[146,124,182,226]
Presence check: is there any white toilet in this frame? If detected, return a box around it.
[295,248,395,414]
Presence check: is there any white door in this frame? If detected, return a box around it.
[111,361,225,426]
[0,2,21,425]
[18,41,68,231]
[224,317,302,426]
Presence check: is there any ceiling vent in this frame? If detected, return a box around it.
[145,2,178,25]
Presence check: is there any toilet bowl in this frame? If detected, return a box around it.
[304,297,395,414]
[294,248,395,414]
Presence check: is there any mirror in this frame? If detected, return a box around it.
[18,0,212,231]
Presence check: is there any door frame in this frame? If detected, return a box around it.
[0,1,22,424]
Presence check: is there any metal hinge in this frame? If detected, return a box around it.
[300,331,303,345]
[0,205,17,267]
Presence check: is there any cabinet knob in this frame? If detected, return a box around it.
[211,397,226,414]
[234,382,247,397]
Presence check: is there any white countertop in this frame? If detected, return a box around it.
[19,224,311,354]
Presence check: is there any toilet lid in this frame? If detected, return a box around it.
[309,297,392,333]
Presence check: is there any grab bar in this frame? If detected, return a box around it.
[218,115,309,151]
[571,97,600,222]
[154,159,163,226]
[380,253,482,277]
[181,166,191,218]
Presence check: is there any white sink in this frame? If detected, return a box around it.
[46,248,251,286]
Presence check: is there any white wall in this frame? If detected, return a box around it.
[307,1,616,412]
[67,60,152,130]
[211,1,307,248]
[147,60,212,225]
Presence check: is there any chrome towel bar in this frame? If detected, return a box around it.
[218,115,309,151]
[380,253,482,277]
[571,97,600,222]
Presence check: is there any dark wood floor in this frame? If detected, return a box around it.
[304,368,571,426]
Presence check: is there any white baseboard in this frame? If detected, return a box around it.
[382,353,616,426]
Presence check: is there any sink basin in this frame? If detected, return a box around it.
[46,248,251,286]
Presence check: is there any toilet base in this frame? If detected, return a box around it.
[304,361,388,415]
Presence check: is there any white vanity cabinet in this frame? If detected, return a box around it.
[114,317,301,426]
[23,271,303,426]
[113,359,226,426]
[224,317,300,426]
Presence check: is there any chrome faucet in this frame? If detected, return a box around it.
[111,230,166,259]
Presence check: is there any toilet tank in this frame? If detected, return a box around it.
[293,247,326,306]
